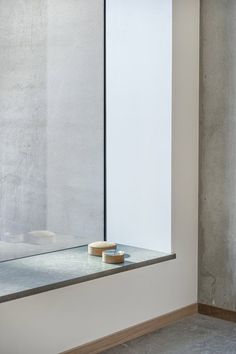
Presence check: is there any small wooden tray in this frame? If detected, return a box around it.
[102,250,125,264]
[88,241,117,257]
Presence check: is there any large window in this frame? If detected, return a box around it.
[0,0,104,261]
[0,0,172,262]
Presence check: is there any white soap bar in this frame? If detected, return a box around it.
[27,230,56,245]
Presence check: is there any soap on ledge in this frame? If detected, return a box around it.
[88,241,117,256]
[102,250,125,264]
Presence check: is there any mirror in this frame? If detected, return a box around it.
[0,0,104,261]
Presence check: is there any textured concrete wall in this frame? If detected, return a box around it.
[46,0,104,242]
[0,0,104,255]
[199,0,236,310]
[0,0,47,236]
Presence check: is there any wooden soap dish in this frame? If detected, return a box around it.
[88,241,117,257]
[102,250,125,264]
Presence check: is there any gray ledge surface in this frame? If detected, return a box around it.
[0,245,176,303]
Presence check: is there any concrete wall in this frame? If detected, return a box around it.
[199,0,236,310]
[0,1,199,352]
[46,0,104,242]
[0,0,104,256]
[0,0,47,237]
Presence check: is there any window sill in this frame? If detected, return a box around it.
[0,245,176,303]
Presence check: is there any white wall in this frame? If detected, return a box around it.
[0,1,199,353]
[106,0,172,253]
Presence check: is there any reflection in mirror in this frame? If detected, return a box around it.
[0,0,104,262]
